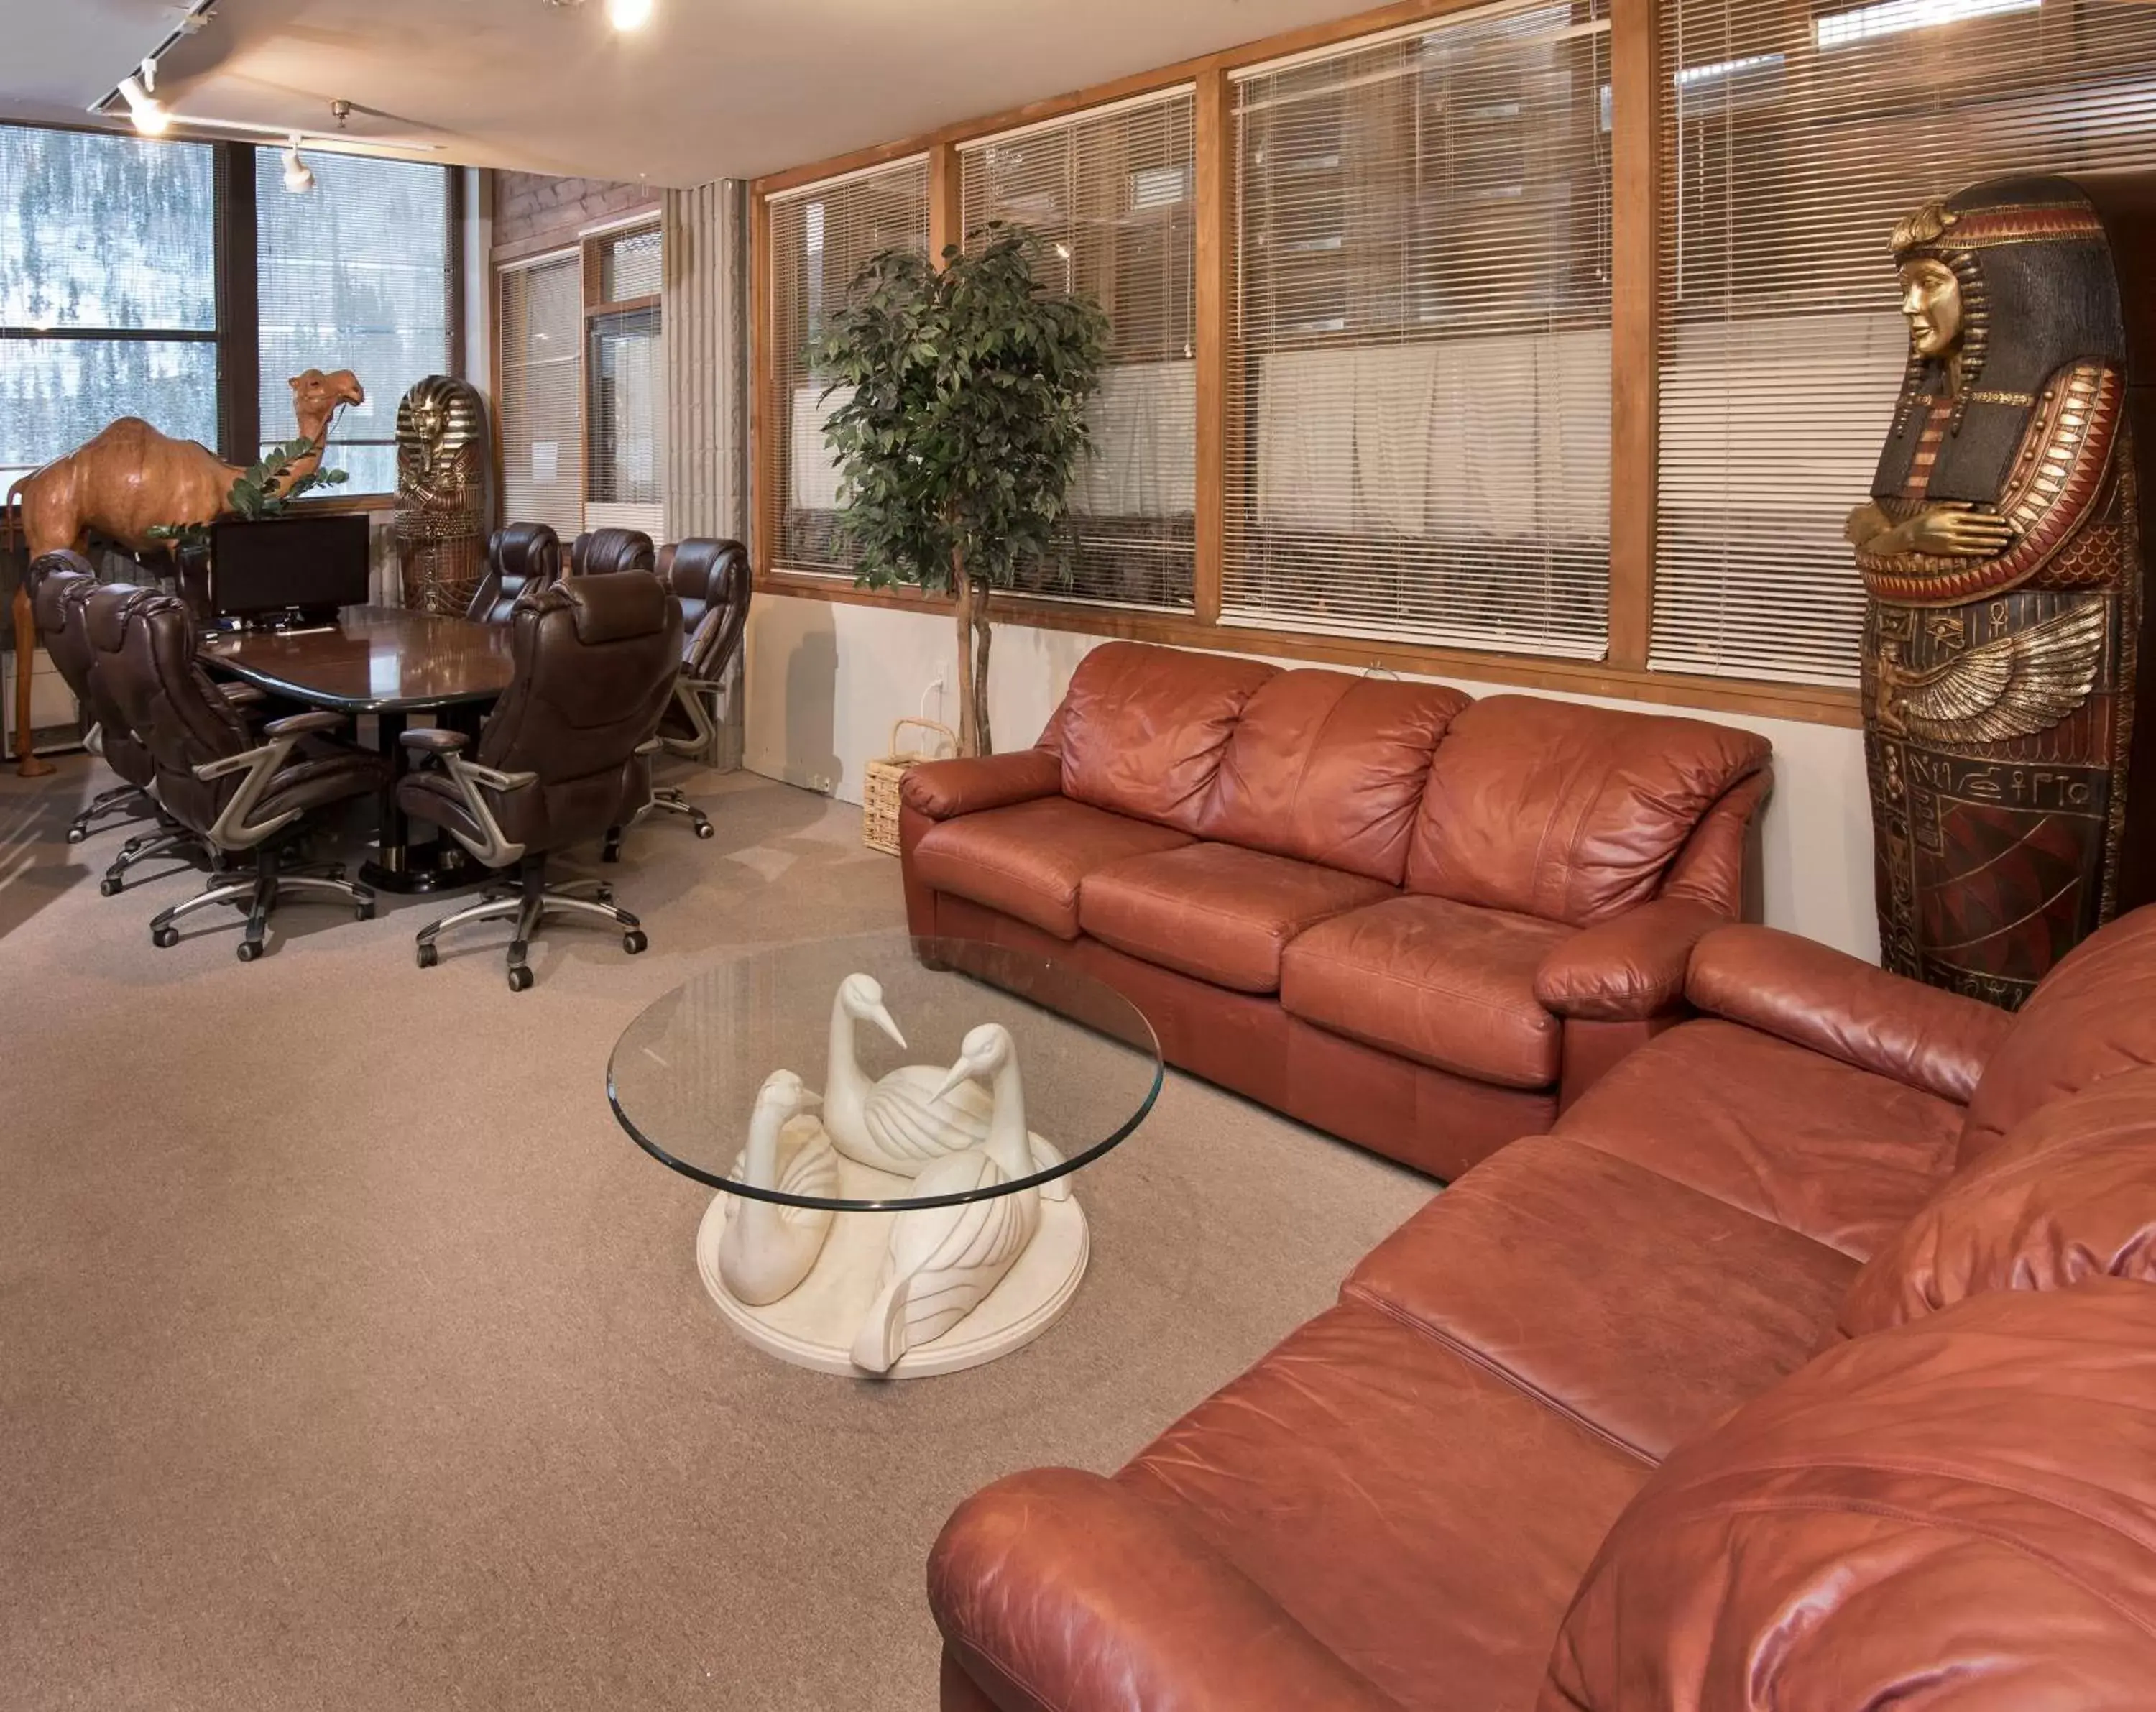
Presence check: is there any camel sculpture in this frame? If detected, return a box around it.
[6,367,364,776]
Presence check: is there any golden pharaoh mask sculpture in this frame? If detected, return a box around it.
[1848,173,2155,1008]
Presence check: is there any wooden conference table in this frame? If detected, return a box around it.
[200,605,515,893]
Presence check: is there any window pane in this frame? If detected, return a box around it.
[257,152,450,494]
[1227,2,1614,659]
[589,303,665,538]
[962,91,1199,612]
[498,254,584,538]
[1651,0,2156,685]
[768,159,931,574]
[600,226,661,302]
[0,125,216,332]
[1,339,218,484]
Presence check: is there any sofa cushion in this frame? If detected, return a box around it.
[1841,1067,2156,1338]
[1281,895,1571,1089]
[1961,901,2156,1164]
[1195,669,1470,883]
[1345,1134,1857,1463]
[911,796,1192,939]
[1079,842,1395,994]
[1044,641,1276,833]
[1553,1020,1963,1259]
[1546,1281,2156,1712]
[1403,694,1771,926]
[1118,1299,1650,1712]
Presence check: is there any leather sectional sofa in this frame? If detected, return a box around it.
[900,642,1774,1180]
[928,904,2156,1710]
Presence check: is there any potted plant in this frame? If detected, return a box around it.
[816,226,1109,755]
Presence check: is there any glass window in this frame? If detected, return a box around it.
[256,152,451,494]
[588,303,665,537]
[0,124,218,485]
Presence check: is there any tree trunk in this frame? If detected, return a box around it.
[972,585,994,757]
[952,548,980,757]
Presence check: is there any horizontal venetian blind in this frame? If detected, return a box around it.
[1226,1,1613,658]
[959,88,1198,612]
[1653,0,2156,686]
[497,253,584,538]
[767,157,931,575]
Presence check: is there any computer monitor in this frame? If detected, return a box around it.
[208,513,372,627]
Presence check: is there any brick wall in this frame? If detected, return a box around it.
[493,172,656,252]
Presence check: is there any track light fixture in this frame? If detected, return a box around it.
[282,134,315,193]
[117,75,170,135]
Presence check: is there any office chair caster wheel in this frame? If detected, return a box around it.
[415,943,438,969]
[622,929,648,955]
[327,865,345,882]
[694,821,714,840]
[152,926,179,949]
[66,827,87,845]
[236,940,263,964]
[602,834,622,864]
[354,901,374,922]
[507,965,534,993]
[100,877,123,897]
[594,885,614,905]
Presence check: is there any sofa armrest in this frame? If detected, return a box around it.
[1535,897,1730,1021]
[901,748,1061,822]
[929,1470,1391,1712]
[1687,925,2012,1105]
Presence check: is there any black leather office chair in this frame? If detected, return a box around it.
[568,528,655,577]
[97,591,385,960]
[466,523,563,625]
[27,551,147,845]
[400,571,681,990]
[608,537,750,847]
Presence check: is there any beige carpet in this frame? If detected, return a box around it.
[0,757,1432,1712]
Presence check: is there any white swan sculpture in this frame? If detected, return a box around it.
[822,974,1066,1195]
[851,1023,1044,1375]
[717,1069,839,1306]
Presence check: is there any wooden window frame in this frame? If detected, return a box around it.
[748,0,1861,728]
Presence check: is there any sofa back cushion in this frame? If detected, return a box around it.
[1841,1067,2156,1337]
[1544,1281,2156,1711]
[1197,670,1471,883]
[1961,903,2156,1163]
[1404,696,1771,926]
[1046,642,1276,833]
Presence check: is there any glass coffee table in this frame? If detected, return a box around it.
[609,932,1162,1378]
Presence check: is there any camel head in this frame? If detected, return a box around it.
[287,368,366,437]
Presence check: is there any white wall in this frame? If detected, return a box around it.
[743,592,1879,959]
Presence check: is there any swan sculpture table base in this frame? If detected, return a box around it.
[694,1154,1089,1378]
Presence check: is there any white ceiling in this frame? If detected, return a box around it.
[0,0,1370,187]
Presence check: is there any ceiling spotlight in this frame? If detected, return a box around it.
[282,134,315,193]
[607,0,655,29]
[118,74,170,135]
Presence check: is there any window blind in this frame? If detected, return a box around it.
[0,125,217,484]
[588,303,665,539]
[1652,0,2156,686]
[256,152,449,494]
[960,88,1198,611]
[767,157,931,575]
[498,253,584,538]
[1227,1,1613,658]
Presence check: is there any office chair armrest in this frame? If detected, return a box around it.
[400,726,471,757]
[218,683,267,709]
[418,754,540,870]
[635,735,664,756]
[262,709,351,741]
[663,675,719,755]
[191,714,352,850]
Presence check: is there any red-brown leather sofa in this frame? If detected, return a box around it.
[927,906,2156,1711]
[899,642,1774,1181]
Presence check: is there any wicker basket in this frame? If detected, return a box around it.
[862,718,957,855]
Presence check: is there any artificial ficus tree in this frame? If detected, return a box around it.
[815,226,1109,755]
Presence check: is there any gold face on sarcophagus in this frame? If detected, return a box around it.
[1850,174,2153,1008]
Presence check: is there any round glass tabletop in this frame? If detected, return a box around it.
[608,932,1164,1212]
